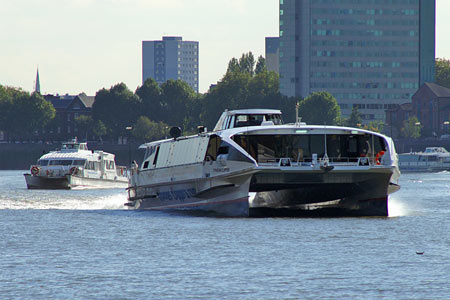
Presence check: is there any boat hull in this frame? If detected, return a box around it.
[24,174,70,189]
[24,174,128,189]
[249,168,393,217]
[127,177,252,217]
[399,164,450,172]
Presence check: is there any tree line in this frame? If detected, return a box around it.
[2,55,450,143]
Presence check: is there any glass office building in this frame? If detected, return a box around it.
[279,0,435,122]
[142,36,199,93]
[266,37,280,73]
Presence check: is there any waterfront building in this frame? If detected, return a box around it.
[142,36,199,93]
[265,37,280,74]
[43,94,94,140]
[387,82,450,138]
[279,0,436,122]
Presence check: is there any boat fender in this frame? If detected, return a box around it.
[31,166,40,175]
[375,150,385,165]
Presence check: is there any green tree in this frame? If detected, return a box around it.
[0,85,14,138]
[200,52,297,129]
[238,52,255,76]
[227,58,240,74]
[92,83,141,139]
[159,79,198,130]
[200,71,252,128]
[2,89,55,140]
[132,116,167,142]
[254,55,267,75]
[226,52,256,76]
[363,120,384,133]
[74,115,93,141]
[298,91,341,125]
[135,78,162,122]
[343,106,362,127]
[401,116,421,139]
[92,120,107,141]
[436,58,450,89]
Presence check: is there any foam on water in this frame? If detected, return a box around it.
[388,196,408,217]
[0,188,127,210]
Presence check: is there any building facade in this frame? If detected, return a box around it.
[43,94,94,141]
[388,82,450,138]
[265,37,280,73]
[279,0,435,122]
[142,36,199,93]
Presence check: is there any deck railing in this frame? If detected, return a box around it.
[258,156,376,167]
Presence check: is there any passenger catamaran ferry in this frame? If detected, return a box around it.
[24,139,128,189]
[126,109,400,217]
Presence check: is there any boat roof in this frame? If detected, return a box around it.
[424,147,448,153]
[224,109,282,115]
[220,123,391,139]
[39,152,94,160]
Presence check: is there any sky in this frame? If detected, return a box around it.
[0,0,449,96]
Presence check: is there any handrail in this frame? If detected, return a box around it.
[257,156,377,166]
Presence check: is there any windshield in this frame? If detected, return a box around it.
[49,160,74,166]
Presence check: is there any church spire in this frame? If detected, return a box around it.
[35,68,41,94]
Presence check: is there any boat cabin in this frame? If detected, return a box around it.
[232,130,388,165]
[213,109,283,131]
[60,138,89,151]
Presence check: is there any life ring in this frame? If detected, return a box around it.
[375,150,385,165]
[31,166,39,175]
[69,166,78,175]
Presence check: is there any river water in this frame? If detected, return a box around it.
[0,170,449,299]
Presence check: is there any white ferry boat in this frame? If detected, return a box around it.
[24,139,128,189]
[398,147,450,172]
[126,109,400,217]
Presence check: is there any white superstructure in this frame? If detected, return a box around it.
[127,109,400,217]
[24,139,128,189]
[399,147,450,172]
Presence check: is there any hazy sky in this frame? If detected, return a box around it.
[0,0,449,96]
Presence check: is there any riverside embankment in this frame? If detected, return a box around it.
[0,142,141,170]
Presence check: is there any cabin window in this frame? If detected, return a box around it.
[228,116,235,129]
[73,160,86,166]
[144,146,156,161]
[222,117,230,130]
[153,146,160,166]
[86,161,94,170]
[143,161,149,169]
[38,160,49,166]
[233,134,387,163]
[235,115,249,127]
[234,115,265,127]
[233,135,258,159]
[205,135,222,161]
[265,114,283,125]
[85,161,100,170]
[49,160,72,166]
[106,161,115,169]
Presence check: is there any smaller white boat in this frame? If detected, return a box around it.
[24,138,128,189]
[398,147,450,172]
